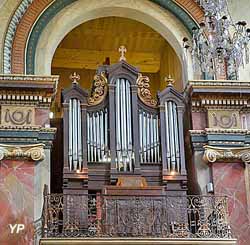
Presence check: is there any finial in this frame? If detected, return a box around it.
[118,45,127,61]
[165,75,175,87]
[70,72,80,84]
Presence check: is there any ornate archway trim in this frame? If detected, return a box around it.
[3,0,202,74]
[3,0,34,74]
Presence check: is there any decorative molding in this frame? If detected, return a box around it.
[0,143,45,161]
[0,74,58,106]
[88,72,108,106]
[136,73,158,108]
[188,80,250,88]
[203,145,250,163]
[190,128,249,135]
[191,98,248,108]
[3,0,34,73]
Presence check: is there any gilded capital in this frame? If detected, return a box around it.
[203,145,250,164]
[0,143,45,161]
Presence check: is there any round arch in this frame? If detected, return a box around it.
[31,0,195,85]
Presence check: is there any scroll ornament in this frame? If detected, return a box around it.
[88,72,108,106]
[0,143,45,161]
[203,145,250,163]
[136,73,158,108]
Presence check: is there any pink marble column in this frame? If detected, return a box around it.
[212,162,250,245]
[0,160,34,245]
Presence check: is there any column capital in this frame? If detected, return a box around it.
[0,143,45,161]
[203,145,250,164]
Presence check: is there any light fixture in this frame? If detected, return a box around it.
[183,0,250,80]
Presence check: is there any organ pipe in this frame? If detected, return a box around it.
[87,109,109,162]
[68,98,83,171]
[164,101,181,173]
[115,78,133,171]
[139,110,160,163]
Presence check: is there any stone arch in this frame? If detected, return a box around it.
[2,0,203,80]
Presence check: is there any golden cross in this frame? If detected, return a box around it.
[119,45,127,61]
[70,72,80,84]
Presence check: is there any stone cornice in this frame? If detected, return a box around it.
[189,128,250,150]
[0,126,56,147]
[190,128,249,135]
[0,74,58,106]
[0,74,58,91]
[0,143,45,161]
[203,145,250,164]
[185,80,250,102]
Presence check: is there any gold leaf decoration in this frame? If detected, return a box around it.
[136,73,158,108]
[88,72,108,106]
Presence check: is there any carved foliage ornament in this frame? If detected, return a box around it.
[0,143,45,161]
[203,145,250,163]
[88,72,108,106]
[136,73,158,108]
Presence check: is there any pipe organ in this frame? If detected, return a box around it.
[62,60,187,192]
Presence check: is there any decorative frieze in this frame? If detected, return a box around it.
[207,110,240,129]
[1,105,35,126]
[203,145,250,163]
[0,143,45,161]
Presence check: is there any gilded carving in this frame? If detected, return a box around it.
[136,73,158,108]
[1,105,35,126]
[203,145,250,163]
[88,72,108,106]
[0,143,45,161]
[208,110,240,129]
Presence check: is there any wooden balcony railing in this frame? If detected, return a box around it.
[41,188,232,239]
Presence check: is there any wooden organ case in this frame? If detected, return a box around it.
[62,60,187,196]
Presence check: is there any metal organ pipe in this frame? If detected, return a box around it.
[68,98,83,171]
[87,109,109,163]
[68,99,73,170]
[139,110,160,163]
[165,102,171,171]
[115,78,133,171]
[165,101,180,173]
[173,103,180,173]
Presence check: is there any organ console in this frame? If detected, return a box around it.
[62,49,187,194]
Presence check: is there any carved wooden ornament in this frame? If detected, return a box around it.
[136,73,158,108]
[88,72,108,106]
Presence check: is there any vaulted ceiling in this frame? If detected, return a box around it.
[51,17,182,113]
[52,17,169,73]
